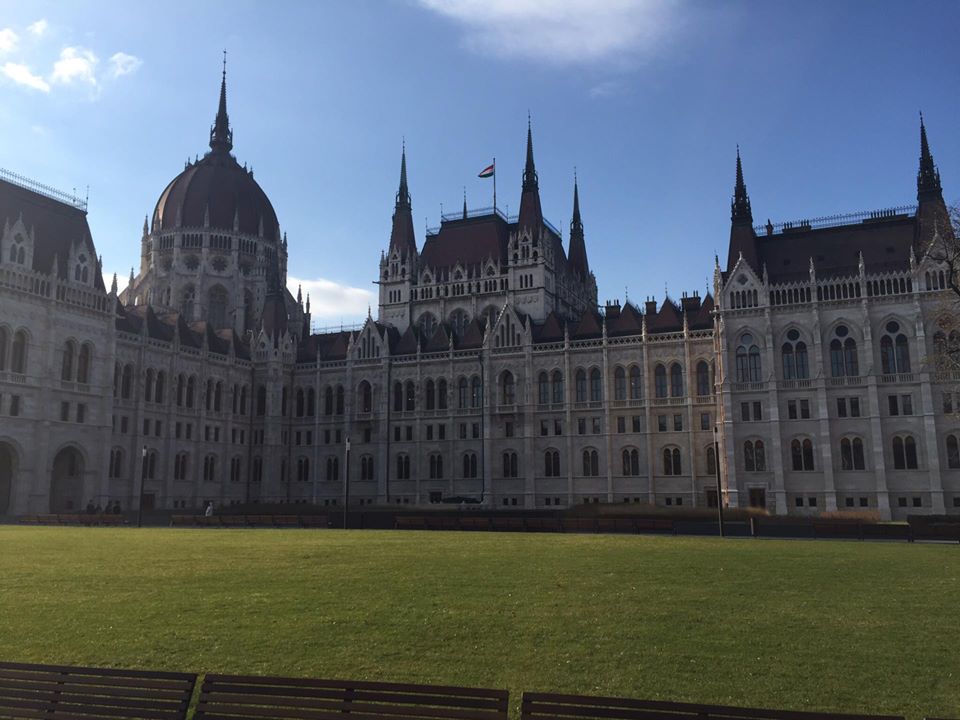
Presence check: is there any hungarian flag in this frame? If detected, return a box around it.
[478,163,495,178]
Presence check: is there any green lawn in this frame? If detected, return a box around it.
[0,527,956,718]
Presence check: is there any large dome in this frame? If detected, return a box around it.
[152,151,279,242]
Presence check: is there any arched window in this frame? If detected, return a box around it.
[181,285,196,320]
[501,371,515,405]
[706,446,716,476]
[892,435,918,470]
[791,439,815,471]
[336,385,345,415]
[437,379,447,410]
[471,376,482,408]
[582,449,599,477]
[326,456,340,481]
[654,364,667,398]
[614,367,626,401]
[403,380,415,411]
[781,330,809,380]
[743,440,764,471]
[696,361,710,396]
[297,456,311,482]
[458,378,468,409]
[360,455,375,481]
[502,451,518,478]
[359,381,372,413]
[256,385,266,416]
[109,448,124,479]
[736,334,761,382]
[430,453,445,479]
[174,452,189,481]
[880,321,911,374]
[324,386,334,415]
[214,382,223,412]
[121,364,133,399]
[252,456,263,483]
[417,312,438,339]
[744,441,753,471]
[544,450,561,477]
[176,374,184,406]
[829,325,858,377]
[663,447,682,475]
[11,330,27,374]
[670,363,684,397]
[207,286,228,329]
[946,435,960,469]
[629,366,642,400]
[205,379,214,411]
[296,388,305,417]
[575,369,587,402]
[61,341,75,381]
[840,437,866,471]
[539,372,551,405]
[551,370,564,404]
[395,454,410,480]
[621,448,640,476]
[77,343,91,382]
[186,376,196,408]
[144,368,155,402]
[426,379,436,410]
[230,456,242,483]
[0,327,7,371]
[590,368,602,402]
[241,385,249,415]
[154,369,164,402]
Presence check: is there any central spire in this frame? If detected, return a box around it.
[522,114,538,191]
[917,113,942,201]
[568,172,589,279]
[396,140,411,210]
[388,142,417,259]
[209,51,233,153]
[518,115,543,233]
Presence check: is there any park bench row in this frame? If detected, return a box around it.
[170,513,330,528]
[1,661,947,720]
[19,513,125,526]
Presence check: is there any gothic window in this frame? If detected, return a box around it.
[670,363,684,397]
[471,376,482,408]
[629,365,642,400]
[614,367,626,401]
[326,456,340,481]
[393,381,403,412]
[426,379,436,410]
[61,341,75,381]
[538,372,550,405]
[181,285,196,320]
[208,286,228,329]
[462,452,478,479]
[575,369,587,402]
[502,451,519,478]
[946,435,960,469]
[706,446,716,476]
[654,364,667,398]
[840,437,866,471]
[590,368,602,402]
[501,371,515,405]
[458,378,468,409]
[621,448,640,476]
[174,452,189,481]
[297,457,310,483]
[880,321,911,374]
[142,449,158,481]
[437,379,447,410]
[791,438,815,471]
[582,449,599,477]
[121,363,133,399]
[296,388,305,417]
[9,234,25,264]
[153,369,163,402]
[396,454,410,480]
[215,382,223,412]
[781,329,809,379]
[11,330,27,374]
[109,448,124,479]
[360,455,375,481]
[544,450,561,477]
[74,253,89,284]
[336,385,345,415]
[696,361,710,396]
[449,309,470,337]
[829,325,859,377]
[230,457,243,483]
[243,291,255,333]
[892,435,918,470]
[736,333,761,382]
[662,447,682,475]
[551,370,564,404]
[324,387,333,415]
[743,440,765,472]
[256,385,266,416]
[418,312,438,339]
[144,368,155,402]
[405,380,415,411]
[306,387,315,416]
[0,327,7,371]
[359,381,372,413]
[430,453,445,479]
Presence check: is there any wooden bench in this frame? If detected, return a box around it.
[520,691,904,720]
[195,674,508,720]
[0,661,197,719]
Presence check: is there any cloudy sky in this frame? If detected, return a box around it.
[2,0,958,325]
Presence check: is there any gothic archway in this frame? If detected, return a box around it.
[50,447,84,513]
[0,442,15,515]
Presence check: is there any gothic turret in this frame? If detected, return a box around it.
[517,117,543,234]
[388,143,417,260]
[917,114,943,203]
[568,175,589,279]
[726,147,759,271]
[915,115,949,255]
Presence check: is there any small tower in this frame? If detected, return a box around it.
[726,147,759,271]
[915,115,949,256]
[378,143,418,331]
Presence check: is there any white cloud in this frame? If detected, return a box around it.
[2,62,50,92]
[51,46,98,86]
[28,19,48,37]
[589,80,622,98]
[108,51,142,78]
[0,28,18,53]
[287,276,374,322]
[418,0,677,65]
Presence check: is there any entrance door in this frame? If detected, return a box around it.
[0,443,14,515]
[50,448,84,512]
[749,487,766,509]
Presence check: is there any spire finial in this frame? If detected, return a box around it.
[917,112,942,200]
[209,52,233,153]
[731,145,752,224]
[523,112,537,191]
[396,140,410,209]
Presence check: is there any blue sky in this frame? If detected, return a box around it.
[2,0,958,325]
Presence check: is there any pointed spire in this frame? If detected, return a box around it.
[462,187,468,219]
[568,171,589,279]
[209,50,233,153]
[110,273,118,295]
[296,284,302,305]
[389,141,417,259]
[523,113,538,191]
[917,113,942,201]
[142,215,148,238]
[397,139,410,210]
[732,145,752,224]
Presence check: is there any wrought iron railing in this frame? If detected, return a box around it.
[0,167,88,212]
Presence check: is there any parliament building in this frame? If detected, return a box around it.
[1,70,957,520]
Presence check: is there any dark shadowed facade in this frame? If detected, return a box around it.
[0,74,957,519]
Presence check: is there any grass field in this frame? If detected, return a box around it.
[0,527,957,718]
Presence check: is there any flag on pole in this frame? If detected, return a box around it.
[478,162,495,178]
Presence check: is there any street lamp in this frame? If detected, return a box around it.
[136,445,147,528]
[713,427,725,538]
[342,436,351,529]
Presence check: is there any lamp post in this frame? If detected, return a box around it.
[713,427,725,538]
[342,436,351,529]
[136,445,147,528]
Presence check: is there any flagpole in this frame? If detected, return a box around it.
[492,157,496,213]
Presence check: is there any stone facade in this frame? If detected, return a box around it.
[0,75,956,519]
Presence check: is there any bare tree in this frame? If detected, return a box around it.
[926,204,960,415]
